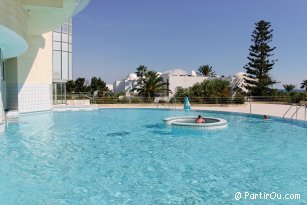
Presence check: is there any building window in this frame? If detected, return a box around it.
[53,83,66,105]
[69,53,73,80]
[62,24,69,34]
[52,19,73,81]
[53,41,61,51]
[62,43,68,52]
[53,51,61,79]
[61,52,68,79]
[62,33,69,42]
[53,32,61,41]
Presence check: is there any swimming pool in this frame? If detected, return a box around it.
[0,109,306,204]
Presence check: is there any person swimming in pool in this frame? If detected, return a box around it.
[263,115,269,120]
[195,115,205,123]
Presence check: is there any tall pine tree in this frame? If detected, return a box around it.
[244,20,277,96]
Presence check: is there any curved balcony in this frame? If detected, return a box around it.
[0,25,28,59]
[24,0,91,35]
[0,0,91,59]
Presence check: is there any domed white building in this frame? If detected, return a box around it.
[160,69,189,77]
[126,73,139,81]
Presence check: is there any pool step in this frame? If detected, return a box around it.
[5,110,19,122]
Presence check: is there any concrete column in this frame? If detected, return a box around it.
[0,48,5,124]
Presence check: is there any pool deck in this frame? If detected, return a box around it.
[96,103,307,121]
[52,103,307,121]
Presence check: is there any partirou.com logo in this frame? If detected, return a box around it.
[234,191,301,201]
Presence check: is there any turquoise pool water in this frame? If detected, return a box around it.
[0,109,306,205]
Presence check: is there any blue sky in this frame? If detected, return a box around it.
[73,0,307,88]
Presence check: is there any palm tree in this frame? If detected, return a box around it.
[135,65,148,78]
[198,65,216,77]
[133,71,171,100]
[300,80,307,91]
[283,84,295,92]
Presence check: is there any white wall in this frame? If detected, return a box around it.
[167,76,208,97]
[106,84,113,91]
[18,33,53,85]
[5,32,53,113]
[113,79,138,96]
[17,32,53,112]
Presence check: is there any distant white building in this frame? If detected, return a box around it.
[113,69,244,98]
[113,73,139,96]
[106,84,113,91]
[231,72,256,93]
[160,69,208,98]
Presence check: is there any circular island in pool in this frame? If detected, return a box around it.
[163,116,228,130]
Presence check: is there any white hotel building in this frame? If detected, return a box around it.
[113,69,245,98]
[113,69,209,98]
[0,0,91,122]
